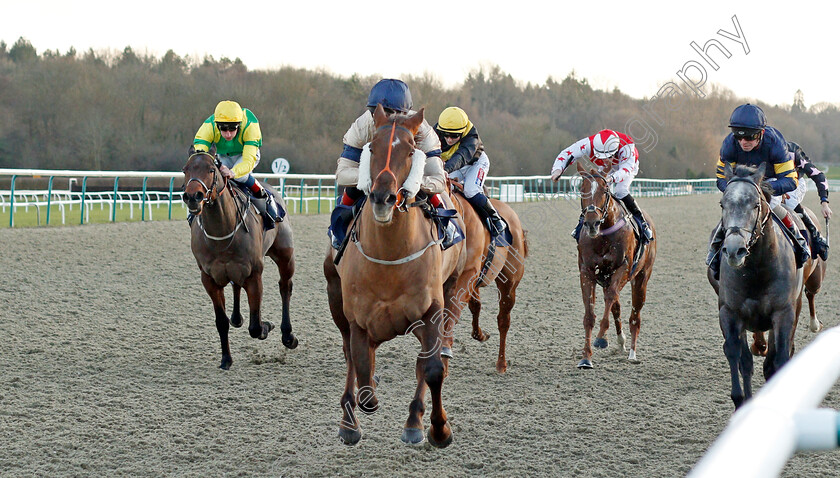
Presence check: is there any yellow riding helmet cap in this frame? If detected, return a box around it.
[214,100,244,123]
[437,107,470,136]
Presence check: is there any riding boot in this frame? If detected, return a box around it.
[467,193,507,237]
[263,192,283,223]
[797,208,829,260]
[248,188,277,231]
[329,205,354,250]
[706,222,725,280]
[619,194,653,242]
[786,223,811,268]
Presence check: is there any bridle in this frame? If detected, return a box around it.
[722,177,770,253]
[185,152,229,209]
[580,172,612,227]
[184,152,250,245]
[373,122,415,211]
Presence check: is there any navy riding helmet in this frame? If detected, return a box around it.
[728,103,766,134]
[367,79,413,113]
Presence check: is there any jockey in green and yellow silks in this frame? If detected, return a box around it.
[192,100,283,228]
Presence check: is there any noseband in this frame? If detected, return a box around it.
[723,177,769,253]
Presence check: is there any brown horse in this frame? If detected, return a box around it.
[748,205,825,357]
[575,162,656,369]
[447,188,528,373]
[182,145,298,370]
[323,105,466,447]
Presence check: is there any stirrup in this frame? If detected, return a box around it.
[441,221,457,248]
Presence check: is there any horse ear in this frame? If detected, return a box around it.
[404,107,425,134]
[209,143,217,155]
[752,161,766,184]
[373,104,388,127]
[189,144,197,155]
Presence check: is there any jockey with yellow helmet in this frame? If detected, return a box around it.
[434,106,506,237]
[328,79,450,249]
[192,100,283,229]
[551,129,654,243]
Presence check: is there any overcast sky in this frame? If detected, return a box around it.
[2,1,835,108]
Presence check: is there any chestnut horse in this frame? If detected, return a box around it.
[746,205,825,357]
[323,105,466,447]
[575,162,656,369]
[182,146,298,370]
[448,190,528,373]
[707,163,803,408]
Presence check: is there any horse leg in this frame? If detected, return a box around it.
[594,285,618,350]
[738,330,754,402]
[806,289,822,333]
[244,271,274,340]
[627,270,652,363]
[578,275,597,369]
[407,305,451,448]
[230,283,243,328]
[720,306,746,408]
[201,272,232,370]
[494,279,518,374]
[766,309,795,380]
[325,255,361,445]
[611,301,626,352]
[349,322,379,415]
[469,284,490,342]
[273,247,298,349]
[750,331,767,356]
[439,275,461,375]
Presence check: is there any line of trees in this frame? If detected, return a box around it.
[2,37,839,178]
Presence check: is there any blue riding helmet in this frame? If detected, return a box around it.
[728,103,767,133]
[367,79,413,113]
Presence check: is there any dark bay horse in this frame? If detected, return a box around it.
[182,145,298,370]
[748,204,825,357]
[707,163,803,408]
[575,162,656,369]
[449,190,528,373]
[323,105,466,448]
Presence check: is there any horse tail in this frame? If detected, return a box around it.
[522,229,530,258]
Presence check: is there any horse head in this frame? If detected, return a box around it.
[577,162,613,238]
[358,104,427,223]
[182,144,224,216]
[720,162,769,269]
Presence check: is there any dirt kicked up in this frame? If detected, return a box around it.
[1,194,839,477]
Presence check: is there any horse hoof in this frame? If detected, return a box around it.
[230,314,243,328]
[339,427,362,446]
[259,321,275,340]
[577,359,593,369]
[401,427,425,445]
[472,330,490,342]
[427,424,453,448]
[282,335,299,349]
[593,337,608,349]
[441,347,453,359]
[496,359,508,374]
[219,356,232,370]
